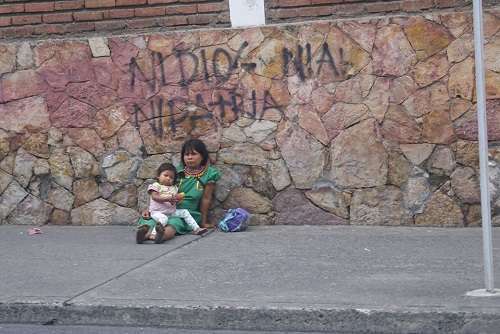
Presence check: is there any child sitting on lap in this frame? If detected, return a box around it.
[136,162,207,244]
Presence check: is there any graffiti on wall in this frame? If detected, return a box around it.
[128,40,346,137]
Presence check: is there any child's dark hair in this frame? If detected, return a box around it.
[157,162,177,182]
[181,139,209,166]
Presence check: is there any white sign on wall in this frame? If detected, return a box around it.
[229,0,265,28]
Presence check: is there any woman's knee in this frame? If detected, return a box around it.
[164,225,176,240]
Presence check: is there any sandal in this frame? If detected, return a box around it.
[154,222,165,244]
[193,227,208,235]
[136,225,149,244]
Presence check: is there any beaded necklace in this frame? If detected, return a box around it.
[184,164,208,178]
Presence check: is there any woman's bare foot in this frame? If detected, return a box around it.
[192,227,208,235]
[200,223,215,229]
[136,225,149,244]
[154,222,165,244]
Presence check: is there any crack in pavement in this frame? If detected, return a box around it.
[62,229,216,306]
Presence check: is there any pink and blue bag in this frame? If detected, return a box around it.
[218,208,250,232]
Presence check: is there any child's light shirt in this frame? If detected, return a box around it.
[148,182,178,214]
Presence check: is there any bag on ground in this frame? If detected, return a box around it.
[218,208,250,232]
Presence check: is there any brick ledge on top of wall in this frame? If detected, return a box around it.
[265,0,499,22]
[0,15,230,39]
[0,0,231,39]
[1,0,499,39]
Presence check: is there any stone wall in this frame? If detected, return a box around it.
[2,0,499,38]
[1,7,500,226]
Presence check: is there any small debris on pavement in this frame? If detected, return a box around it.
[28,227,42,236]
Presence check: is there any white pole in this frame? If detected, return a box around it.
[472,0,495,292]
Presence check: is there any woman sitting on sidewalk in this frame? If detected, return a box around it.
[138,138,220,243]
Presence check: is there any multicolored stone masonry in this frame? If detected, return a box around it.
[1,7,500,226]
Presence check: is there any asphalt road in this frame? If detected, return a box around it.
[0,324,327,334]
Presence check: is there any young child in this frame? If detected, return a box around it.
[136,162,207,244]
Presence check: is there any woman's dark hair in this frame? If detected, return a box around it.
[181,139,209,166]
[157,162,177,182]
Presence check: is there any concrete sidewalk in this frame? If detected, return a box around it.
[1,225,500,333]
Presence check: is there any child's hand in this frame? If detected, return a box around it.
[175,193,185,202]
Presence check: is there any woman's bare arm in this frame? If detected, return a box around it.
[200,183,215,227]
